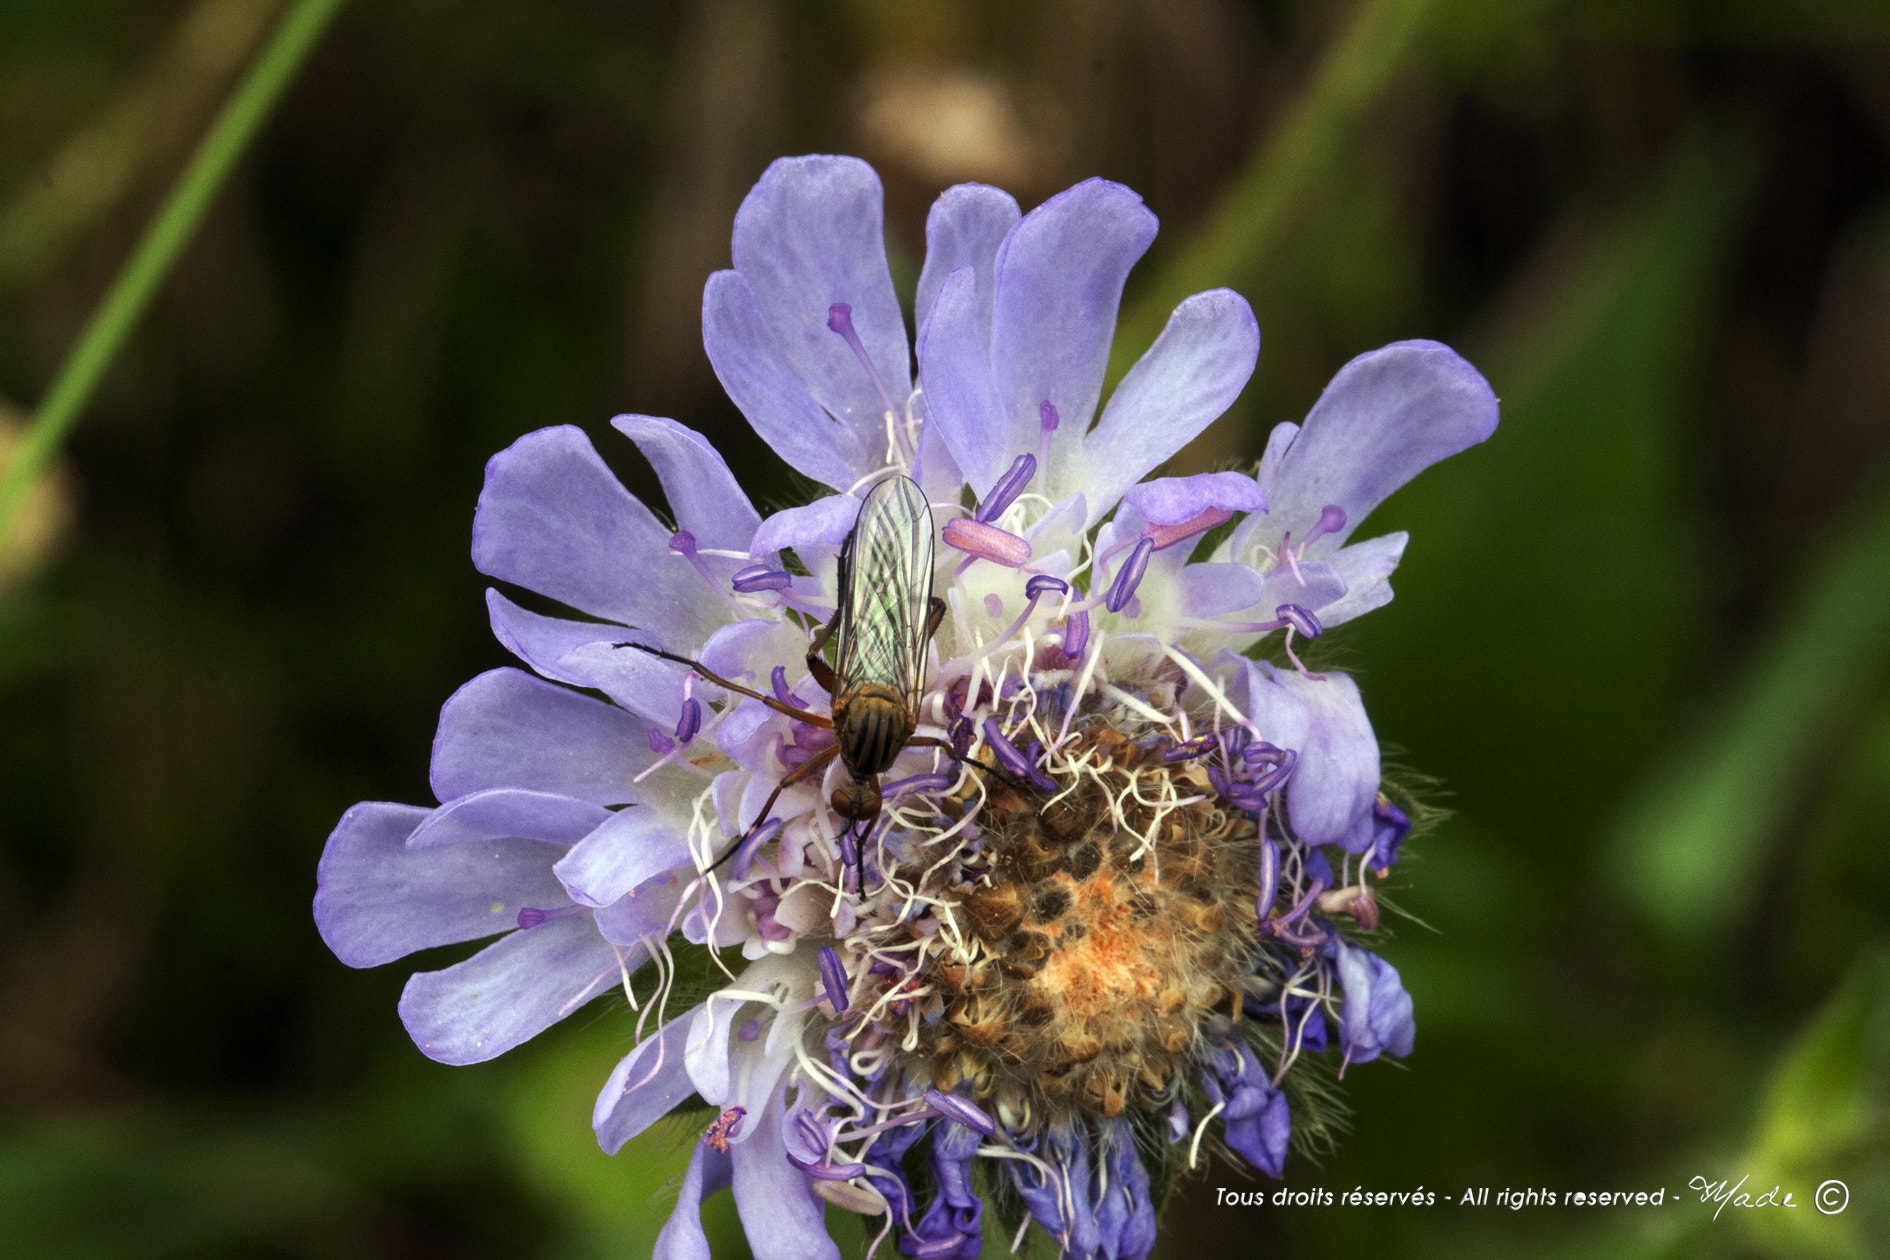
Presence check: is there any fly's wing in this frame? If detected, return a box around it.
[832,474,935,710]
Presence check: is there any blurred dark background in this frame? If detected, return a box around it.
[1,1,1887,1256]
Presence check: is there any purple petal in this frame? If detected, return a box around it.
[1177,563,1267,619]
[595,1010,698,1154]
[610,414,761,552]
[729,1086,841,1260]
[915,182,1021,338]
[554,641,689,726]
[1224,1087,1291,1178]
[1337,942,1416,1062]
[398,910,619,1064]
[1271,669,1378,849]
[553,808,695,909]
[315,802,572,968]
[1080,289,1259,521]
[731,156,909,444]
[430,668,654,806]
[472,427,717,644]
[1316,532,1408,628]
[917,267,1009,496]
[990,179,1158,467]
[593,870,686,945]
[750,494,861,556]
[703,270,868,490]
[1270,340,1499,547]
[407,788,610,848]
[1122,470,1264,526]
[1260,559,1347,615]
[654,1130,734,1260]
[484,589,630,688]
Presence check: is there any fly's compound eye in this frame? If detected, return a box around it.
[832,782,883,822]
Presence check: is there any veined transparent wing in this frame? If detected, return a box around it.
[833,474,936,709]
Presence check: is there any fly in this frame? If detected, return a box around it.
[622,473,961,890]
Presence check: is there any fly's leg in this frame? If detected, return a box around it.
[805,609,841,696]
[614,641,833,729]
[701,744,840,875]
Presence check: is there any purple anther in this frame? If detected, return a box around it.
[826,302,899,416]
[949,714,974,758]
[837,831,859,871]
[1277,603,1324,639]
[923,1089,997,1137]
[1062,609,1090,661]
[1163,733,1218,763]
[515,904,584,930]
[1022,740,1057,792]
[818,945,849,1015]
[1304,503,1347,546]
[647,728,676,756]
[1221,726,1253,758]
[674,698,702,745]
[1274,875,1328,934]
[1242,741,1288,767]
[789,1109,830,1162]
[738,1018,761,1042]
[942,517,1031,568]
[1144,505,1236,552]
[1104,537,1154,613]
[975,453,1037,523]
[979,719,1031,779]
[1257,837,1280,921]
[730,817,784,881]
[771,665,807,709]
[669,530,697,557]
[1249,755,1295,797]
[1025,574,1069,600]
[732,563,793,593]
[1369,794,1410,874]
[983,593,1003,618]
[1039,400,1060,432]
[883,772,955,801]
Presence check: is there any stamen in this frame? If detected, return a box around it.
[738,1018,761,1041]
[701,1105,747,1152]
[675,698,703,745]
[729,817,784,881]
[1037,400,1059,483]
[1025,574,1068,599]
[1276,603,1323,639]
[818,945,850,1015]
[975,454,1037,523]
[1162,733,1217,763]
[942,517,1032,568]
[1144,506,1235,552]
[984,593,1003,618]
[1062,609,1090,661]
[1104,538,1154,613]
[1257,838,1280,922]
[980,719,1055,791]
[923,1089,997,1136]
[772,665,808,709]
[948,714,974,757]
[515,904,585,930]
[826,303,900,418]
[732,563,793,593]
[648,728,675,756]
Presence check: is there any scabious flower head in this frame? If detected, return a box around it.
[314,155,1496,1259]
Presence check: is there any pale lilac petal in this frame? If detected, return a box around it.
[1123,470,1264,525]
[407,788,610,848]
[654,1134,735,1260]
[556,641,689,726]
[430,668,652,806]
[315,802,572,968]
[595,1010,697,1154]
[704,270,869,490]
[750,495,861,557]
[731,156,909,440]
[611,414,761,551]
[1080,289,1259,520]
[594,873,686,945]
[1337,942,1415,1062]
[1260,560,1347,614]
[1270,340,1498,546]
[1231,658,1313,763]
[990,179,1158,464]
[702,618,807,686]
[731,1087,840,1260]
[398,911,619,1064]
[915,183,1021,340]
[685,993,743,1103]
[1177,564,1268,619]
[917,267,1009,496]
[472,426,710,640]
[485,588,629,688]
[1317,532,1407,628]
[553,808,694,909]
[1270,668,1378,849]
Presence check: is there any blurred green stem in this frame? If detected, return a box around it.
[0,0,347,550]
[1111,0,1437,373]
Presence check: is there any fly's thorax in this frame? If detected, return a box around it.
[831,684,916,777]
[895,724,1262,1132]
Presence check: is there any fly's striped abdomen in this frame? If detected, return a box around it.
[835,685,915,777]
